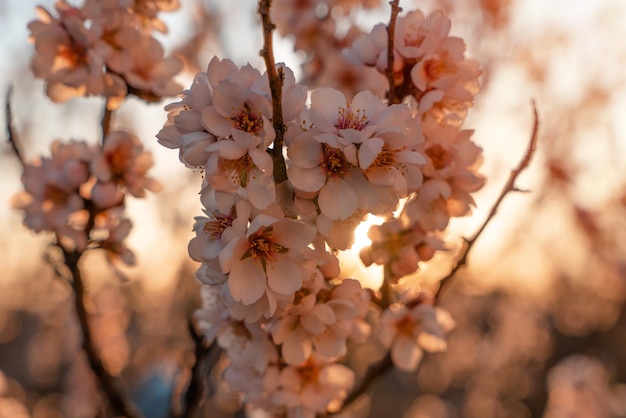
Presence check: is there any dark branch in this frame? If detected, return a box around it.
[5,86,25,168]
[62,245,143,418]
[101,101,113,144]
[258,0,288,184]
[386,0,403,105]
[176,320,222,418]
[435,102,540,300]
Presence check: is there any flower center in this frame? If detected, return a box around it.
[423,55,455,84]
[403,22,427,48]
[219,154,255,187]
[425,144,451,170]
[368,144,395,171]
[320,144,351,177]
[297,358,321,385]
[336,104,368,130]
[395,314,419,337]
[203,212,233,239]
[106,143,133,181]
[246,227,284,261]
[56,42,87,69]
[231,102,263,134]
[44,184,71,206]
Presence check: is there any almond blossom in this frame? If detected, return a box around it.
[265,355,355,417]
[344,9,481,123]
[91,130,162,198]
[359,217,444,282]
[379,302,455,372]
[92,209,136,276]
[12,140,94,249]
[287,88,422,220]
[28,2,125,104]
[403,120,484,230]
[270,278,370,365]
[218,214,316,317]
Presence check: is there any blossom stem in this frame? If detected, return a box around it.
[386,0,403,105]
[102,100,112,144]
[258,0,288,184]
[5,86,25,169]
[435,102,540,301]
[61,244,143,418]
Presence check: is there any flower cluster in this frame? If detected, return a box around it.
[28,0,182,108]
[271,0,388,98]
[13,131,160,269]
[159,3,481,413]
[344,9,481,126]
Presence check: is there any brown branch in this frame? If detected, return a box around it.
[175,320,222,418]
[61,245,143,418]
[5,86,25,168]
[386,0,403,105]
[435,102,540,300]
[102,101,112,144]
[258,0,287,184]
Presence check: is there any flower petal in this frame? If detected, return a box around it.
[228,257,266,304]
[266,257,302,295]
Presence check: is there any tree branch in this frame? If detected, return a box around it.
[435,102,540,300]
[175,320,222,418]
[386,0,403,105]
[258,0,288,184]
[61,244,143,418]
[102,100,113,144]
[5,86,25,168]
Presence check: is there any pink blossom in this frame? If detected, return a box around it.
[93,209,136,270]
[267,356,355,416]
[114,35,182,99]
[91,130,162,198]
[12,140,93,249]
[379,302,454,372]
[28,2,125,105]
[360,217,445,281]
[344,9,481,119]
[219,214,316,316]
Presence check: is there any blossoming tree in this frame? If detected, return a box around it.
[10,0,537,417]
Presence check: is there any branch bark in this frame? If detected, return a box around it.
[5,86,25,168]
[258,0,288,184]
[62,245,143,418]
[386,0,403,105]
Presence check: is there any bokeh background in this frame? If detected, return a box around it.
[1,0,626,417]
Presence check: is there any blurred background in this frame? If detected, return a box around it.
[1,0,626,417]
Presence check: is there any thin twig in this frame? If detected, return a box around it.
[435,102,540,300]
[386,0,403,105]
[5,86,25,168]
[328,103,539,416]
[62,245,143,418]
[258,0,288,184]
[101,100,112,144]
